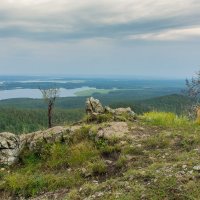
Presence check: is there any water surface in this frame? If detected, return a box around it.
[0,87,94,100]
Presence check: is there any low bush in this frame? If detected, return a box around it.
[67,141,99,167]
[141,112,190,127]
[90,160,107,175]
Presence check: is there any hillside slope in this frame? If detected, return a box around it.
[0,110,200,200]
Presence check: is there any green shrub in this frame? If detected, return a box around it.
[95,138,108,149]
[90,160,107,175]
[86,113,113,123]
[141,112,190,127]
[96,113,113,123]
[100,145,121,157]
[72,126,91,143]
[5,173,46,197]
[67,141,99,167]
[19,148,41,167]
[116,155,127,168]
[46,143,69,169]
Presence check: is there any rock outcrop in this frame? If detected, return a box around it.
[0,132,22,165]
[86,97,136,120]
[21,126,81,151]
[21,126,68,150]
[86,97,105,115]
[0,126,81,165]
[0,98,136,165]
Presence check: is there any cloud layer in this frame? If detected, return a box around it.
[0,0,200,78]
[0,0,200,41]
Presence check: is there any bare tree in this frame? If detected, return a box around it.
[40,88,60,128]
[186,71,200,102]
[186,71,200,119]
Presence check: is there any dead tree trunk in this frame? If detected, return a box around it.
[48,102,53,128]
[40,88,59,129]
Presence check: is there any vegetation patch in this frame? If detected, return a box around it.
[142,133,171,149]
[141,111,191,128]
[1,111,200,199]
[3,171,82,198]
[75,89,113,96]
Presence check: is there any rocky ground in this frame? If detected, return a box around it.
[0,98,200,200]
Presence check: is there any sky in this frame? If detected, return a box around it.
[0,0,200,79]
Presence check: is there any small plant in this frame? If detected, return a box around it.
[72,125,91,143]
[90,160,107,175]
[85,113,113,123]
[67,141,99,167]
[100,145,121,157]
[19,148,41,167]
[66,188,80,200]
[46,143,69,169]
[95,138,108,149]
[123,145,144,155]
[96,113,113,123]
[116,155,127,168]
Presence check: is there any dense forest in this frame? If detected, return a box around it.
[0,94,193,134]
[0,108,84,134]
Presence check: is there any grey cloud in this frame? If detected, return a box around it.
[0,15,200,42]
[0,0,200,42]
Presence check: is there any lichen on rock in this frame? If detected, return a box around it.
[0,132,22,165]
[86,97,136,122]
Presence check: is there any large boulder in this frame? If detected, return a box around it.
[86,97,105,115]
[0,132,22,165]
[20,126,81,150]
[0,126,82,165]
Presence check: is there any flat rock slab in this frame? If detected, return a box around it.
[97,122,130,139]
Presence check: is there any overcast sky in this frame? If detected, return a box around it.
[0,0,200,78]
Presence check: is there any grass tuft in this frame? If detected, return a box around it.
[141,111,190,127]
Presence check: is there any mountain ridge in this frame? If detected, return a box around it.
[0,98,200,199]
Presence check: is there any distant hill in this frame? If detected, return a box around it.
[0,93,191,111]
[109,94,193,115]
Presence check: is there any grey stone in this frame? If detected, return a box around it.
[86,97,105,115]
[0,132,22,165]
[20,126,80,151]
[193,165,200,171]
[97,122,130,139]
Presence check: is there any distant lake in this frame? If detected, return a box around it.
[0,87,95,100]
[0,76,185,101]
